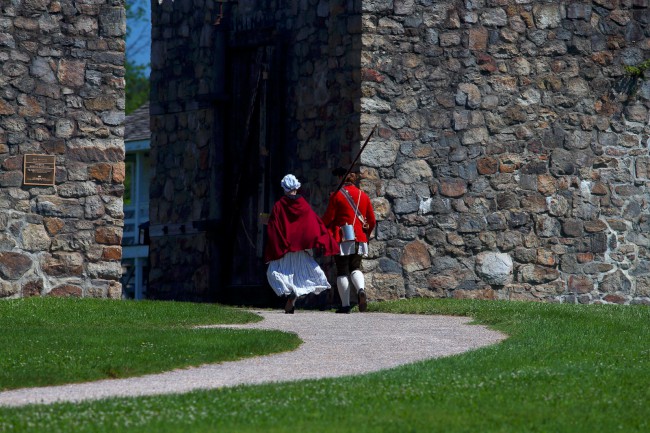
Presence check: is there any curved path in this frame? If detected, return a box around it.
[0,310,506,407]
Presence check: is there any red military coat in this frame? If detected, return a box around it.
[322,184,376,244]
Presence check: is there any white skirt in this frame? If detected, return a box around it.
[266,251,331,297]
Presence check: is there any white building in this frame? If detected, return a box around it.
[122,103,150,299]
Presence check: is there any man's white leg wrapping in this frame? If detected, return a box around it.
[350,270,365,291]
[337,276,350,307]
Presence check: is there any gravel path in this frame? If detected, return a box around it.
[0,310,506,407]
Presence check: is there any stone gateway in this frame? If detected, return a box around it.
[3,0,648,306]
[148,0,650,305]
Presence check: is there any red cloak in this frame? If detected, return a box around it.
[263,195,338,263]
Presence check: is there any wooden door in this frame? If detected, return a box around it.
[222,44,286,305]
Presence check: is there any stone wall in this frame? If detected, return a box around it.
[360,0,650,304]
[151,0,650,305]
[149,0,223,300]
[0,0,126,298]
[229,0,363,211]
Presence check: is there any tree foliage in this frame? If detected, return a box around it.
[125,0,150,114]
[125,60,149,114]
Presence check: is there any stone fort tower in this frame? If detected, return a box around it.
[1,0,125,298]
[150,0,649,305]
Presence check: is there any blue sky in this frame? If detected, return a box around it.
[126,0,151,75]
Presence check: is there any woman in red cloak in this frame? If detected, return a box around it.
[264,174,338,313]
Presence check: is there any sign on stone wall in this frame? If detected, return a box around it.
[23,155,56,186]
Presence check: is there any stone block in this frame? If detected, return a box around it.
[22,279,43,297]
[496,230,522,251]
[535,214,561,237]
[506,284,540,302]
[591,233,608,253]
[22,223,51,251]
[43,217,65,235]
[635,276,650,297]
[400,240,431,272]
[396,160,432,183]
[561,219,583,237]
[88,163,112,182]
[87,261,122,279]
[439,31,461,47]
[477,157,498,174]
[84,96,116,111]
[41,252,84,277]
[468,27,488,50]
[57,59,85,88]
[58,182,99,199]
[603,294,627,304]
[369,272,405,300]
[461,127,489,145]
[99,6,126,37]
[427,273,459,291]
[583,262,614,275]
[48,284,83,297]
[107,281,122,299]
[439,178,467,197]
[486,212,506,230]
[456,83,481,108]
[536,248,556,266]
[453,288,497,300]
[0,171,23,187]
[362,0,394,13]
[0,281,19,298]
[35,196,85,218]
[477,53,498,73]
[599,270,631,294]
[584,219,608,233]
[533,3,562,29]
[458,215,485,233]
[475,251,513,285]
[569,275,593,294]
[480,8,508,27]
[567,3,592,20]
[518,264,560,284]
[95,226,122,245]
[513,247,536,264]
[0,252,33,280]
[497,192,519,210]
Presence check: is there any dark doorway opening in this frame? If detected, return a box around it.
[220,42,287,307]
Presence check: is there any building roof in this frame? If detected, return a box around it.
[124,102,150,142]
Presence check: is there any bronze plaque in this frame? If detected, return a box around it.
[24,154,56,186]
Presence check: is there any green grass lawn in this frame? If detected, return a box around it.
[1,298,649,433]
[0,298,301,390]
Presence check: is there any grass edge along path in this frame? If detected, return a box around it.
[1,298,649,433]
[0,298,301,390]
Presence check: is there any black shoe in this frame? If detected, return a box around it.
[335,306,351,314]
[284,295,296,314]
[358,290,367,312]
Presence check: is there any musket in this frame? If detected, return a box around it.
[334,124,378,193]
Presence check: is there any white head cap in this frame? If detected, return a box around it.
[281,174,301,193]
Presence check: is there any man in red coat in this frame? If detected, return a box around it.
[322,170,376,313]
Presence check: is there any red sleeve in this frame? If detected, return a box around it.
[363,193,376,235]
